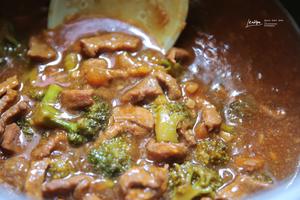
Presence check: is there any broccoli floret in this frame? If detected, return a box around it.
[77,98,110,136]
[151,95,191,143]
[194,138,230,166]
[88,136,132,178]
[67,131,88,145]
[251,172,274,184]
[169,162,223,200]
[31,85,110,145]
[17,118,34,137]
[48,157,75,179]
[224,94,257,124]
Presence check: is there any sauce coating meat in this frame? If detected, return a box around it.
[0,0,299,200]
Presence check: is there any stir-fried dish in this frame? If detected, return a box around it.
[0,1,300,200]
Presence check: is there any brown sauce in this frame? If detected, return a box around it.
[0,0,299,199]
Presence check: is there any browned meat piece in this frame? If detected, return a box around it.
[83,194,102,200]
[0,76,19,97]
[25,158,50,199]
[153,71,181,100]
[121,76,163,103]
[42,175,93,197]
[115,52,137,69]
[0,101,29,126]
[0,89,18,114]
[99,121,149,142]
[98,106,154,142]
[80,32,142,57]
[32,132,68,159]
[112,106,154,129]
[1,123,22,154]
[178,119,196,146]
[125,189,156,200]
[27,36,56,61]
[61,89,94,110]
[217,175,271,199]
[202,105,222,131]
[73,179,91,200]
[234,156,265,173]
[167,47,191,63]
[179,129,196,146]
[81,58,128,87]
[119,165,168,199]
[194,122,209,140]
[146,139,188,162]
[81,58,108,70]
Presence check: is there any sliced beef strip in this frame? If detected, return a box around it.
[194,122,209,140]
[83,194,102,200]
[121,76,163,103]
[0,101,29,135]
[73,179,91,200]
[125,188,156,200]
[42,175,93,197]
[0,101,29,125]
[61,89,94,110]
[81,58,108,70]
[25,158,50,199]
[153,71,182,100]
[202,105,222,131]
[27,36,56,61]
[99,121,149,142]
[179,129,196,146]
[167,47,191,63]
[31,132,68,159]
[1,123,22,154]
[80,32,142,57]
[146,139,188,162]
[0,89,18,114]
[112,105,154,130]
[81,58,128,87]
[0,76,19,97]
[99,106,154,141]
[119,165,168,198]
[217,175,271,199]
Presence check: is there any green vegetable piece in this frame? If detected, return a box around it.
[41,84,62,104]
[194,138,230,166]
[32,85,110,145]
[169,162,222,200]
[48,158,75,179]
[17,118,34,137]
[67,131,88,145]
[225,94,257,124]
[88,136,131,178]
[220,123,235,133]
[151,95,190,143]
[31,84,77,134]
[77,98,110,136]
[251,173,274,184]
[64,53,79,71]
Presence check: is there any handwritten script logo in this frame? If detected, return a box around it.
[245,19,263,28]
[245,18,284,28]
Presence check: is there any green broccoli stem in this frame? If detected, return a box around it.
[32,84,78,132]
[41,84,62,104]
[155,106,181,143]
